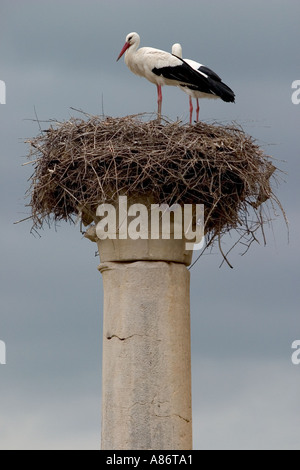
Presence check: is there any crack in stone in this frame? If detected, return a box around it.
[106,334,135,341]
[106,333,162,342]
[174,414,190,423]
[153,413,190,423]
[128,401,190,424]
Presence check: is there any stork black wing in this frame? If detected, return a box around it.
[152,55,214,91]
[153,55,235,103]
[208,80,235,102]
[181,57,235,103]
[198,65,222,82]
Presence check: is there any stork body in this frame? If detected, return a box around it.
[172,43,235,123]
[117,32,221,119]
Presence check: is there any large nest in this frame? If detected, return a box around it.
[25,113,285,266]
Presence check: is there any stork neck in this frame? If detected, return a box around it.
[126,37,140,58]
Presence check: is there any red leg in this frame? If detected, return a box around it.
[196,99,200,122]
[189,96,193,124]
[157,85,162,119]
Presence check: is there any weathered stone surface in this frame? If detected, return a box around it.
[100,261,192,450]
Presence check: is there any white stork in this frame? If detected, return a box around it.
[172,43,235,123]
[117,32,225,119]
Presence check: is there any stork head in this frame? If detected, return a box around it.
[117,32,140,61]
[171,43,182,58]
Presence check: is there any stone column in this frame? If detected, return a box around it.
[85,198,193,450]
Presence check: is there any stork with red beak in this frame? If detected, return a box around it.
[117,32,224,120]
[171,43,235,124]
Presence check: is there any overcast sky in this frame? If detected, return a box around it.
[0,0,299,450]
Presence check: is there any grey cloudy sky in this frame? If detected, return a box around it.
[0,0,299,450]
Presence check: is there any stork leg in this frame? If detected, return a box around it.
[157,85,162,121]
[189,96,193,124]
[196,99,200,122]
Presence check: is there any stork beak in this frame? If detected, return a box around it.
[117,42,130,61]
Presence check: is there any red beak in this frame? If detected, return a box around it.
[117,42,130,61]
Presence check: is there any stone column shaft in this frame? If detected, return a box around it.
[100,261,192,450]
